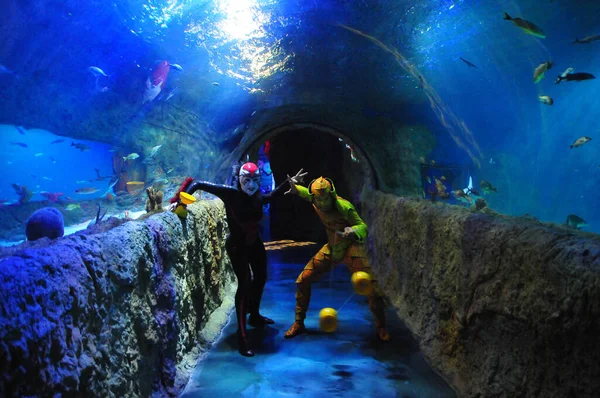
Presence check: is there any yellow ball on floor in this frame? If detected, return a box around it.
[351,271,373,295]
[319,307,338,333]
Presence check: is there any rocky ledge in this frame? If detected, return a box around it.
[363,191,600,398]
[0,200,235,397]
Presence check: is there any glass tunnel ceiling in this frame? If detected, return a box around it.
[3,0,598,171]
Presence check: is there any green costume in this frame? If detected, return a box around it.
[285,178,390,341]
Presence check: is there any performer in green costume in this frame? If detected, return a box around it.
[284,176,391,341]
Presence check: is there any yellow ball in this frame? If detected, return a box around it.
[319,307,338,333]
[351,271,373,296]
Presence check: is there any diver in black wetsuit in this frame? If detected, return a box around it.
[171,162,306,357]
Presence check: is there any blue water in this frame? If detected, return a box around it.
[1,1,598,230]
[0,125,113,203]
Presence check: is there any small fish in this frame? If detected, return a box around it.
[166,167,174,174]
[123,153,140,161]
[34,152,44,157]
[169,63,184,72]
[71,142,91,151]
[570,136,591,149]
[42,176,52,181]
[538,95,554,105]
[147,145,162,158]
[489,158,496,164]
[503,12,546,38]
[426,176,431,184]
[50,156,56,164]
[10,142,27,148]
[76,180,88,184]
[533,61,552,83]
[480,180,498,194]
[573,35,600,44]
[165,87,178,101]
[108,147,119,152]
[50,139,65,144]
[212,82,220,86]
[566,214,587,230]
[15,126,26,135]
[65,203,82,211]
[88,66,109,77]
[440,176,447,181]
[555,72,595,84]
[459,57,478,68]
[75,187,100,194]
[453,189,472,204]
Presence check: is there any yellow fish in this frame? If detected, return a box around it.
[504,12,546,38]
[533,61,552,83]
[123,153,140,161]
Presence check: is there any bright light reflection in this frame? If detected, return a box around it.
[142,0,184,28]
[216,0,259,41]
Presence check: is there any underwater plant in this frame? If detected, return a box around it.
[11,183,33,204]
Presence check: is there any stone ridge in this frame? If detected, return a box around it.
[363,191,600,398]
[0,200,235,397]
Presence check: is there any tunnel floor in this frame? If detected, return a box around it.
[181,244,456,398]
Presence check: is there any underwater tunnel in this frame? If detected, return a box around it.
[1,0,600,397]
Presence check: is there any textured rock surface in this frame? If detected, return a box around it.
[363,191,600,398]
[0,200,235,397]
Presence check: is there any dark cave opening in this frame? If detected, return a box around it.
[267,127,366,243]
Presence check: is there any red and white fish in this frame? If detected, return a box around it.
[143,61,170,103]
[142,61,184,104]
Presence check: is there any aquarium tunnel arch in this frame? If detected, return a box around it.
[237,121,378,190]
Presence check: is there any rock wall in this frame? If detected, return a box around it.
[363,191,600,398]
[0,200,235,397]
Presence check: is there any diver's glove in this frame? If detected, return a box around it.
[337,227,358,240]
[284,168,308,195]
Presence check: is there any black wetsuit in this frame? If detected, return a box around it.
[185,180,278,354]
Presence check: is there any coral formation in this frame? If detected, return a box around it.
[145,187,164,213]
[25,207,64,241]
[475,197,487,211]
[12,184,33,204]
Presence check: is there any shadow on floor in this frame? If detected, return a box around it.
[181,245,456,398]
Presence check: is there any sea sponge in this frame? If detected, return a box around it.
[26,207,64,241]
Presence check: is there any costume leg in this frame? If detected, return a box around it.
[284,246,334,338]
[247,239,274,326]
[226,239,254,356]
[348,255,391,341]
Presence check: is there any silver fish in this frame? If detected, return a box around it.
[88,66,108,77]
[569,136,591,149]
[573,35,600,44]
[169,63,184,72]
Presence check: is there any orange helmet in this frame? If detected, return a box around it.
[310,177,333,197]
